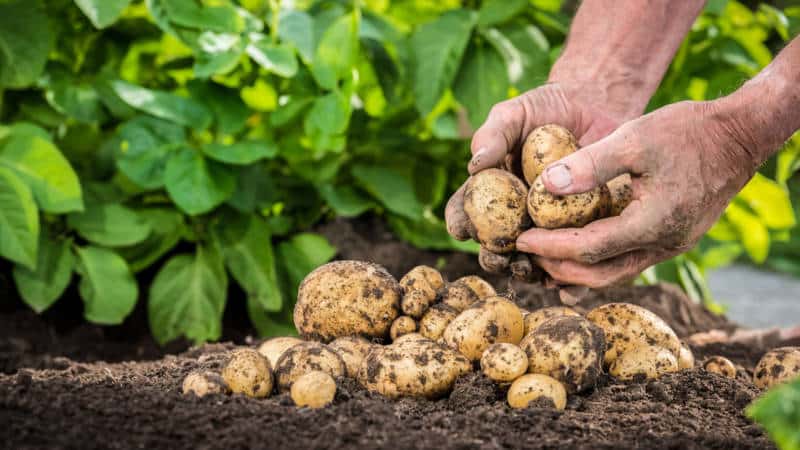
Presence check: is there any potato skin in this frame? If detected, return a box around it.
[478,247,510,274]
[527,176,609,229]
[703,356,736,379]
[419,303,459,341]
[507,374,567,410]
[443,296,524,361]
[329,336,375,378]
[606,174,633,216]
[390,316,418,341]
[677,342,695,370]
[523,306,581,336]
[294,261,401,342]
[440,281,480,311]
[222,348,273,398]
[609,345,679,381]
[464,168,531,253]
[753,346,800,389]
[400,265,445,318]
[455,275,495,300]
[291,371,337,409]
[257,337,304,368]
[274,342,346,391]
[182,370,230,397]
[521,124,578,185]
[480,343,528,382]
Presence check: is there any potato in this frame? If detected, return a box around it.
[507,374,567,410]
[400,265,445,318]
[257,336,304,368]
[455,275,495,300]
[274,342,346,391]
[329,336,375,378]
[290,371,337,409]
[479,247,510,274]
[606,174,633,216]
[463,168,531,253]
[520,316,605,393]
[703,356,736,379]
[521,124,578,185]
[480,343,528,382]
[753,347,800,389]
[586,303,681,366]
[182,370,229,397]
[527,176,609,229]
[359,335,472,399]
[222,348,273,398]
[443,296,524,361]
[419,303,459,340]
[391,332,429,345]
[609,345,679,381]
[390,316,418,341]
[294,261,401,342]
[440,281,480,311]
[678,342,695,370]
[523,306,581,336]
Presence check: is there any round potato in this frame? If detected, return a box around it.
[753,346,800,389]
[443,296,524,361]
[257,336,304,368]
[440,281,480,311]
[609,345,679,381]
[419,303,459,341]
[463,168,531,253]
[329,336,375,378]
[703,356,736,379]
[527,176,609,229]
[455,275,495,300]
[222,348,273,398]
[606,174,633,216]
[523,306,581,336]
[390,316,418,341]
[274,342,346,391]
[294,261,401,342]
[521,124,578,185]
[182,370,229,397]
[400,265,445,318]
[479,247,510,274]
[291,371,337,409]
[678,342,695,370]
[507,374,567,410]
[481,343,528,382]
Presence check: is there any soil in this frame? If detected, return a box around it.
[0,217,794,450]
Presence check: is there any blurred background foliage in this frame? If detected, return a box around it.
[0,0,799,344]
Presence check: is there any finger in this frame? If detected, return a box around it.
[469,98,526,174]
[445,182,471,241]
[533,251,656,289]
[558,285,589,306]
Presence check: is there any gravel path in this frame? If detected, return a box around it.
[708,264,800,328]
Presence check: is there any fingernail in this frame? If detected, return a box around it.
[545,164,572,189]
[469,147,487,168]
[516,238,530,252]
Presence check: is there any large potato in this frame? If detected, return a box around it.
[329,336,375,378]
[481,343,528,382]
[507,374,567,410]
[359,336,472,399]
[609,345,679,381]
[463,168,531,253]
[520,315,605,393]
[222,348,273,398]
[527,176,609,229]
[440,281,480,311]
[523,306,581,336]
[521,124,578,185]
[274,342,346,391]
[586,303,681,365]
[294,261,401,342]
[257,336,304,368]
[753,347,800,389]
[455,275,495,300]
[400,265,445,318]
[443,296,524,361]
[419,303,459,340]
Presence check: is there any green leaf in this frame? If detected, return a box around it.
[247,40,299,78]
[725,202,770,263]
[389,214,480,253]
[304,91,351,136]
[75,0,133,29]
[13,235,74,313]
[148,244,228,345]
[161,0,239,32]
[279,10,314,64]
[118,208,185,272]
[312,11,360,89]
[276,233,336,300]
[202,139,278,165]
[110,80,212,129]
[164,147,236,215]
[738,173,796,230]
[186,81,249,135]
[478,0,529,27]
[453,43,510,130]
[0,0,53,88]
[247,298,297,338]
[700,242,743,270]
[193,32,243,78]
[0,167,39,268]
[318,184,374,217]
[116,116,185,190]
[747,378,800,450]
[486,23,550,91]
[74,246,138,325]
[351,164,424,220]
[68,203,152,247]
[411,10,477,115]
[44,74,107,123]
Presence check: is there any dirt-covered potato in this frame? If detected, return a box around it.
[419,303,459,341]
[480,343,528,382]
[440,281,480,311]
[523,306,581,336]
[586,303,681,365]
[290,371,337,409]
[678,342,695,370]
[257,337,304,368]
[609,345,679,381]
[520,316,605,393]
[753,346,800,389]
[222,348,273,398]
[294,261,401,342]
[455,275,495,300]
[359,335,472,399]
[703,356,736,379]
[390,316,418,341]
[527,176,609,229]
[606,174,633,216]
[463,168,531,253]
[400,265,445,318]
[329,336,375,378]
[479,247,510,274]
[507,374,567,410]
[274,342,346,391]
[521,124,578,185]
[182,370,229,397]
[443,296,524,361]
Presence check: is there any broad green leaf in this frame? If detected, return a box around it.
[193,32,243,78]
[13,235,74,313]
[453,43,510,130]
[186,81,249,135]
[44,73,107,123]
[304,91,351,136]
[226,165,279,213]
[247,298,298,337]
[116,116,185,190]
[318,184,374,217]
[738,173,796,229]
[478,0,529,27]
[68,203,151,247]
[110,80,212,129]
[776,135,800,185]
[270,97,313,127]
[312,11,360,89]
[351,164,424,220]
[74,246,138,325]
[75,0,133,29]
[203,140,278,165]
[411,10,477,115]
[279,10,314,64]
[247,40,299,78]
[700,242,742,270]
[726,202,770,263]
[164,147,235,215]
[148,245,228,345]
[747,378,800,450]
[487,23,550,91]
[389,214,480,253]
[0,167,39,268]
[118,208,185,272]
[277,233,336,299]
[161,0,239,32]
[0,0,53,88]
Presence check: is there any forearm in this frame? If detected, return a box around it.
[549,0,705,122]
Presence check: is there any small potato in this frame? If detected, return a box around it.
[753,346,800,389]
[586,303,681,366]
[440,281,480,311]
[678,342,695,370]
[507,374,567,410]
[291,371,337,409]
[419,304,459,340]
[521,124,578,185]
[443,296,524,361]
[390,316,418,341]
[294,261,401,342]
[523,306,581,336]
[703,356,736,379]
[329,336,375,378]
[463,168,531,253]
[400,265,445,318]
[455,275,495,300]
[609,346,679,381]
[274,342,346,391]
[520,316,605,393]
[222,348,273,398]
[479,247,510,274]
[182,370,229,397]
[527,176,608,229]
[606,174,633,216]
[481,343,528,382]
[257,337,304,368]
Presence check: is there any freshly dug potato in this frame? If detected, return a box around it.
[294,261,401,342]
[481,343,528,382]
[440,281,480,311]
[703,356,736,379]
[291,371,337,409]
[606,174,633,216]
[678,342,695,370]
[400,265,445,318]
[359,335,472,399]
[479,247,510,274]
[586,303,681,366]
[523,306,581,336]
[455,275,495,300]
[390,316,418,341]
[391,332,429,345]
[507,374,567,410]
[419,304,459,341]
[463,168,531,253]
[609,345,679,381]
[443,296,524,361]
[521,124,578,185]
[753,347,800,389]
[222,348,273,398]
[257,337,304,368]
[182,370,229,397]
[274,342,346,391]
[520,316,605,393]
[329,336,375,378]
[527,176,609,229]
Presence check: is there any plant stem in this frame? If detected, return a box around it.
[270,0,281,44]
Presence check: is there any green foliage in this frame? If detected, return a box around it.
[748,378,800,450]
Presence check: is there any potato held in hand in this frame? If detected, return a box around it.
[521,124,579,185]
[753,346,800,388]
[463,169,531,253]
[527,176,609,229]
